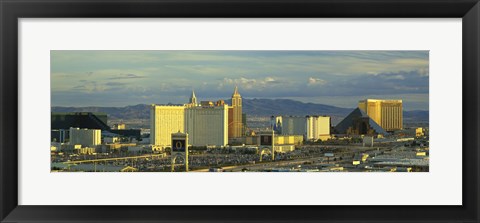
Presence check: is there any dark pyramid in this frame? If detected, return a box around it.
[334,108,388,135]
[51,112,110,130]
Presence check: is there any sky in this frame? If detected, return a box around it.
[51,51,429,111]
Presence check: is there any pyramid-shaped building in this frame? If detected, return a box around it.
[334,108,389,135]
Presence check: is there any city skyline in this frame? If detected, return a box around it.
[51,50,429,111]
[51,51,429,172]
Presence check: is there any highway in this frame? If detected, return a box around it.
[62,154,166,164]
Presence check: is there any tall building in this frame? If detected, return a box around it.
[185,104,228,146]
[306,115,331,141]
[228,86,243,138]
[281,116,306,136]
[358,99,403,131]
[150,105,185,147]
[69,127,101,147]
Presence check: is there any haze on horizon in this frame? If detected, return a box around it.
[51,50,429,111]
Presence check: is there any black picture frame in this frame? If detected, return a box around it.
[1,0,479,222]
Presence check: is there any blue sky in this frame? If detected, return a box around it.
[51,51,429,111]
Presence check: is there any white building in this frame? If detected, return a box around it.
[150,105,185,147]
[69,127,101,147]
[306,115,331,141]
[280,116,306,136]
[185,104,228,147]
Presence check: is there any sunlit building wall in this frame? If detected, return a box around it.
[150,105,185,147]
[275,135,303,145]
[228,86,243,138]
[380,100,403,131]
[306,115,331,141]
[242,113,247,135]
[185,105,228,147]
[69,127,101,147]
[243,135,303,145]
[358,99,403,131]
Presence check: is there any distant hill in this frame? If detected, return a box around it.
[225,98,352,117]
[51,104,151,120]
[403,110,429,124]
[52,98,428,124]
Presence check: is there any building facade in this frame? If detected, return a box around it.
[185,104,228,147]
[150,105,185,147]
[281,116,306,136]
[306,115,331,141]
[358,99,403,131]
[228,86,243,138]
[69,127,101,147]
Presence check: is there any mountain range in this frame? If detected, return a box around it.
[51,98,428,124]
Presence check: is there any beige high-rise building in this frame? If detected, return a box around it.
[185,104,228,146]
[358,99,403,131]
[228,86,243,138]
[69,127,101,147]
[306,115,331,141]
[150,105,185,147]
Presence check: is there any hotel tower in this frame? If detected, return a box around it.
[358,99,403,132]
[228,86,243,138]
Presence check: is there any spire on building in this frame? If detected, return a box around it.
[232,85,240,97]
[229,85,243,138]
[189,90,197,105]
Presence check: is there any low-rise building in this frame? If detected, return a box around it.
[75,147,96,155]
[242,135,303,146]
[104,137,121,143]
[69,127,101,147]
[416,128,424,137]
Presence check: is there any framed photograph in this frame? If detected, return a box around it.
[1,0,479,222]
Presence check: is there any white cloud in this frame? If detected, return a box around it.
[264,77,276,82]
[221,76,280,90]
[51,51,429,107]
[307,77,327,86]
